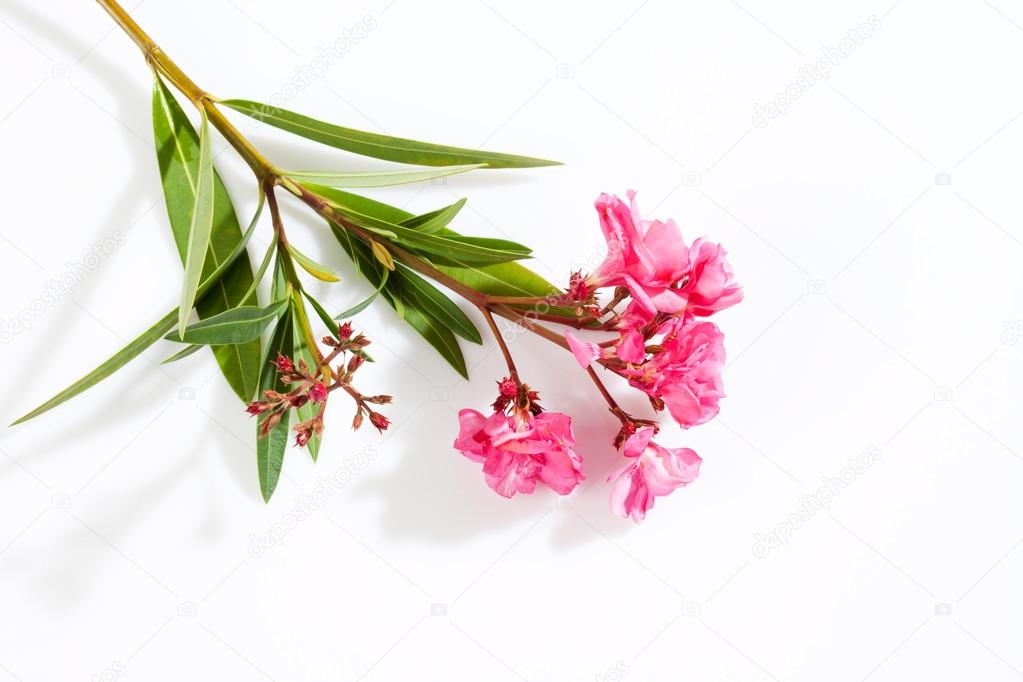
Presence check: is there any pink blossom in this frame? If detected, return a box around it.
[454,409,585,498]
[609,428,701,522]
[625,317,725,428]
[681,238,743,316]
[588,191,689,315]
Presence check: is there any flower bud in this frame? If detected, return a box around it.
[275,354,294,374]
[245,401,270,415]
[338,321,353,341]
[290,393,309,408]
[294,430,310,447]
[347,354,365,373]
[369,411,390,432]
[352,411,365,431]
[308,382,328,403]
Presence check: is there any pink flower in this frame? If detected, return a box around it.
[625,317,725,428]
[588,192,689,315]
[681,238,743,316]
[454,409,585,498]
[609,428,701,522]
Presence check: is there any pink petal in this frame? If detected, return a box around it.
[565,331,600,368]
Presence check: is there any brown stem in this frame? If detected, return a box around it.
[97,0,276,179]
[481,307,519,382]
[586,366,631,425]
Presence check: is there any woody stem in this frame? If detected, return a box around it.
[481,307,519,383]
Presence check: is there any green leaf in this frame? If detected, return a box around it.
[309,184,530,265]
[222,99,561,168]
[288,244,340,282]
[257,307,293,502]
[164,299,288,345]
[11,209,261,426]
[161,343,204,364]
[153,75,261,402]
[436,261,559,298]
[178,108,216,336]
[399,198,466,234]
[334,268,389,319]
[241,234,275,305]
[393,293,468,379]
[302,290,341,337]
[394,266,481,344]
[285,164,485,187]
[331,224,467,377]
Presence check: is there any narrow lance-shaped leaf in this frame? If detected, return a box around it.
[222,99,561,169]
[257,305,293,502]
[164,298,288,345]
[307,183,531,266]
[394,266,481,344]
[288,244,340,282]
[314,187,560,298]
[161,343,204,365]
[399,198,466,235]
[11,208,261,425]
[178,108,216,336]
[153,75,262,401]
[334,267,389,320]
[331,224,468,378]
[284,164,485,188]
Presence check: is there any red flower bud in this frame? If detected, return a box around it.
[246,401,270,416]
[275,354,294,373]
[352,411,365,431]
[497,377,517,398]
[347,354,364,373]
[369,411,390,432]
[338,321,353,341]
[295,430,310,447]
[290,393,309,408]
[308,382,328,403]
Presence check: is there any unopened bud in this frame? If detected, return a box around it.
[308,382,328,403]
[338,321,353,341]
[369,411,390,432]
[347,354,365,373]
[352,411,365,430]
[245,401,270,415]
[275,354,294,373]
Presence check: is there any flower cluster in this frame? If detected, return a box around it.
[454,379,584,498]
[247,322,391,448]
[454,191,741,522]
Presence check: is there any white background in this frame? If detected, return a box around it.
[2,0,1022,680]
